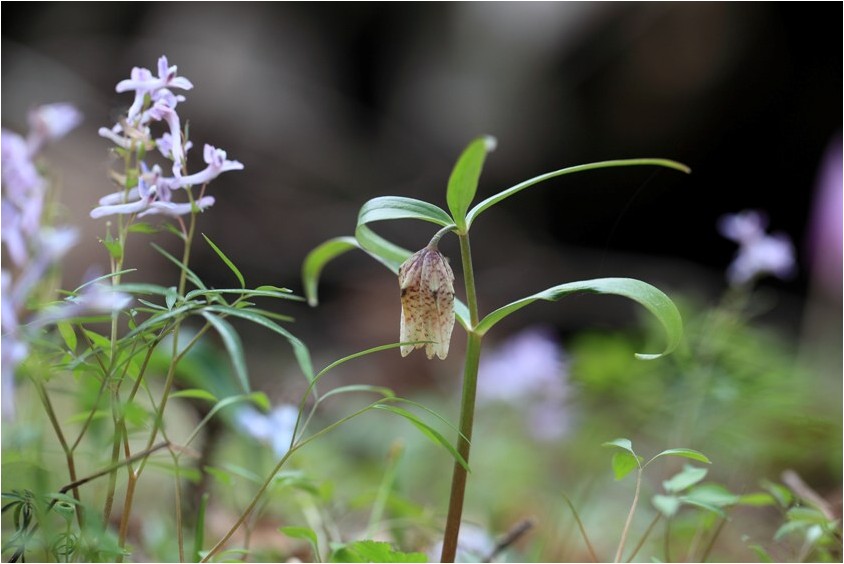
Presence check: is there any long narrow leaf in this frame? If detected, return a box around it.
[476,277,683,359]
[201,312,250,393]
[204,305,314,381]
[202,233,245,289]
[72,269,138,294]
[150,242,206,290]
[466,158,690,228]
[372,404,469,471]
[446,136,496,230]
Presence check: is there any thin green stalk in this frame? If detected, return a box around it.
[615,469,643,563]
[202,401,386,562]
[33,380,83,527]
[365,440,405,538]
[440,233,482,563]
[626,513,661,562]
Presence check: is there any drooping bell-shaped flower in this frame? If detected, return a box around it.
[398,245,455,360]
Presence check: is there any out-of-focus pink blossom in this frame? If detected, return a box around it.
[807,136,842,299]
[477,326,571,441]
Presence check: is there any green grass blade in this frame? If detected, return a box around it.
[202,233,245,289]
[372,404,468,471]
[150,242,206,290]
[200,312,250,393]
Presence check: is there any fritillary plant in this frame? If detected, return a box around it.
[303,135,690,561]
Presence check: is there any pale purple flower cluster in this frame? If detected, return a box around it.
[2,104,131,420]
[91,56,243,220]
[717,210,796,286]
[477,327,571,441]
[235,404,299,457]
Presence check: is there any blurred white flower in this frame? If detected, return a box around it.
[718,210,796,286]
[235,404,299,457]
[428,523,496,563]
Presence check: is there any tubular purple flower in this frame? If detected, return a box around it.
[90,179,156,219]
[1,202,27,267]
[138,195,215,218]
[148,100,184,175]
[27,103,83,154]
[174,144,244,187]
[2,130,42,201]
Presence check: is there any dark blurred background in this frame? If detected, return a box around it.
[3,4,842,560]
[2,2,841,385]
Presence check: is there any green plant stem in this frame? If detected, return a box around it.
[615,468,643,563]
[626,513,661,562]
[440,233,482,563]
[33,380,83,528]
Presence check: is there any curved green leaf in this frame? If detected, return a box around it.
[446,136,496,230]
[302,236,360,306]
[475,277,683,360]
[650,447,711,465]
[354,224,410,271]
[358,196,454,227]
[466,158,690,228]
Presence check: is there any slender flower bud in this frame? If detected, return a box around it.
[398,245,455,360]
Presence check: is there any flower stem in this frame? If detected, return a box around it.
[615,468,643,563]
[440,233,482,563]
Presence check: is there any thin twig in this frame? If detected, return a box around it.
[483,518,535,562]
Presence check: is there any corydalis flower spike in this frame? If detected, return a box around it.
[398,246,455,360]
